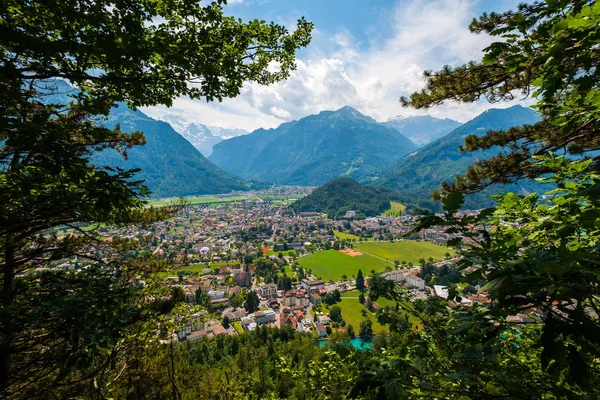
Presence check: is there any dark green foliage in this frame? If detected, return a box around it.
[99,104,254,198]
[244,291,259,313]
[107,327,367,399]
[358,320,373,338]
[356,269,365,292]
[210,106,417,185]
[1,0,313,396]
[329,305,343,323]
[322,289,341,306]
[357,1,600,398]
[346,324,355,338]
[292,177,404,218]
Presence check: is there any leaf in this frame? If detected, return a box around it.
[442,192,464,214]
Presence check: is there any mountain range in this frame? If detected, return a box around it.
[382,115,462,145]
[156,114,248,156]
[209,106,418,186]
[39,81,545,206]
[377,105,542,209]
[99,106,253,198]
[44,80,253,198]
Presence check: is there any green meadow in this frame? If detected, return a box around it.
[354,241,454,264]
[297,250,390,281]
[382,201,406,217]
[333,230,364,241]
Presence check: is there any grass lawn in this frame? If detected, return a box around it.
[340,290,360,298]
[355,241,454,264]
[333,230,363,241]
[298,250,390,282]
[233,321,244,334]
[264,249,297,257]
[327,290,386,334]
[148,193,306,208]
[168,226,185,234]
[383,201,406,217]
[372,296,424,331]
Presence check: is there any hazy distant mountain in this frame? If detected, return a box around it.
[157,114,248,156]
[377,105,543,210]
[291,177,403,219]
[42,81,252,198]
[209,106,418,186]
[381,115,461,146]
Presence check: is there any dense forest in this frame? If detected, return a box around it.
[291,178,404,219]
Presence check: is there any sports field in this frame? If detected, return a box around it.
[297,250,390,281]
[354,241,454,264]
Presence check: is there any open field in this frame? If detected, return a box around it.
[354,241,454,264]
[148,193,306,208]
[333,230,373,241]
[383,201,406,217]
[333,230,363,241]
[297,250,390,281]
[324,290,386,334]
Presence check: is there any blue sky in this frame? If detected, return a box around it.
[144,0,529,131]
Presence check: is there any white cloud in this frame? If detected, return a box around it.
[143,0,527,130]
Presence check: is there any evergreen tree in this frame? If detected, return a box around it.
[0,0,312,397]
[358,320,373,338]
[346,324,355,338]
[356,269,365,292]
[358,1,600,398]
[244,291,260,314]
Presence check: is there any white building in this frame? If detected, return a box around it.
[404,275,425,290]
[207,290,225,300]
[253,309,276,325]
[258,283,278,298]
[382,270,405,284]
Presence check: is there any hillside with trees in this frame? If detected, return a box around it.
[210,106,418,185]
[378,105,542,210]
[291,178,404,219]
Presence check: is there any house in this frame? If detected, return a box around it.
[309,292,321,306]
[404,275,425,290]
[253,309,276,325]
[301,279,325,291]
[344,210,356,219]
[241,317,257,331]
[233,271,252,287]
[433,285,449,299]
[314,322,327,338]
[317,315,330,325]
[223,307,246,322]
[210,298,229,308]
[258,283,278,298]
[211,324,227,336]
[382,270,405,284]
[208,290,225,300]
[273,242,303,251]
